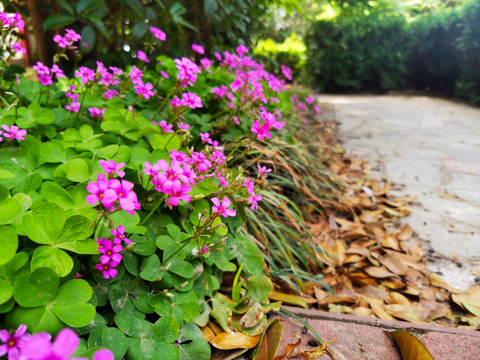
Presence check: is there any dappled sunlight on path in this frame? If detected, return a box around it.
[322,95,480,290]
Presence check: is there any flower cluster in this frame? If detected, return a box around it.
[0,12,27,55]
[86,160,140,215]
[53,29,81,48]
[175,57,201,87]
[32,62,65,85]
[171,92,203,109]
[95,224,131,279]
[143,157,195,207]
[0,325,114,360]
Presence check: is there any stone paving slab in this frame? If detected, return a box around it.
[320,95,480,290]
[275,307,480,360]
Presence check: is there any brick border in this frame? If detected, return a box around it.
[283,306,480,338]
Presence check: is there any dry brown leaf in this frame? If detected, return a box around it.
[419,300,451,321]
[388,330,435,360]
[349,272,379,287]
[358,295,396,320]
[356,285,389,300]
[202,321,224,343]
[382,278,406,290]
[452,285,480,314]
[359,209,384,223]
[364,266,396,279]
[253,319,284,360]
[354,306,374,317]
[211,332,261,350]
[343,254,364,264]
[384,304,424,323]
[300,339,335,359]
[381,234,401,251]
[389,292,411,306]
[340,227,369,240]
[379,254,409,276]
[401,283,421,296]
[333,240,346,265]
[397,224,413,241]
[274,338,301,360]
[429,273,461,294]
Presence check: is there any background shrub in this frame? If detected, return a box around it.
[305,12,408,92]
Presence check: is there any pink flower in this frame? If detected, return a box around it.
[153,160,188,194]
[104,89,119,100]
[129,66,143,85]
[200,244,210,254]
[281,65,292,80]
[306,95,314,104]
[33,61,50,76]
[100,159,126,178]
[136,50,150,63]
[175,57,201,87]
[0,324,29,360]
[134,81,155,100]
[158,120,174,133]
[53,34,71,48]
[107,179,141,215]
[65,29,81,42]
[190,152,211,172]
[150,26,166,41]
[98,239,123,264]
[248,193,262,210]
[218,175,228,187]
[1,125,26,141]
[167,183,192,206]
[236,44,249,56]
[95,260,120,279]
[200,132,210,143]
[88,107,106,118]
[111,225,133,245]
[178,122,190,131]
[86,174,112,207]
[257,164,272,178]
[50,64,65,78]
[200,58,212,69]
[75,66,95,84]
[211,197,236,218]
[180,92,203,109]
[20,328,79,360]
[170,150,187,163]
[251,120,272,140]
[182,164,197,186]
[243,177,255,195]
[160,71,169,79]
[65,100,80,113]
[11,41,26,54]
[143,161,162,178]
[192,44,205,54]
[233,116,240,125]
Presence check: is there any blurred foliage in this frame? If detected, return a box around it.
[3,0,275,67]
[305,12,409,92]
[253,34,307,82]
[304,0,480,104]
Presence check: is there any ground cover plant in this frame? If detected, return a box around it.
[0,10,331,360]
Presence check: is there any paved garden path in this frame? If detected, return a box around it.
[321,95,480,290]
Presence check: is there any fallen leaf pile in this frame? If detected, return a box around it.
[265,103,480,329]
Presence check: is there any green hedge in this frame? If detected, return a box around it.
[305,0,480,104]
[305,13,408,92]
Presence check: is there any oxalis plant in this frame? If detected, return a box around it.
[0,10,321,360]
